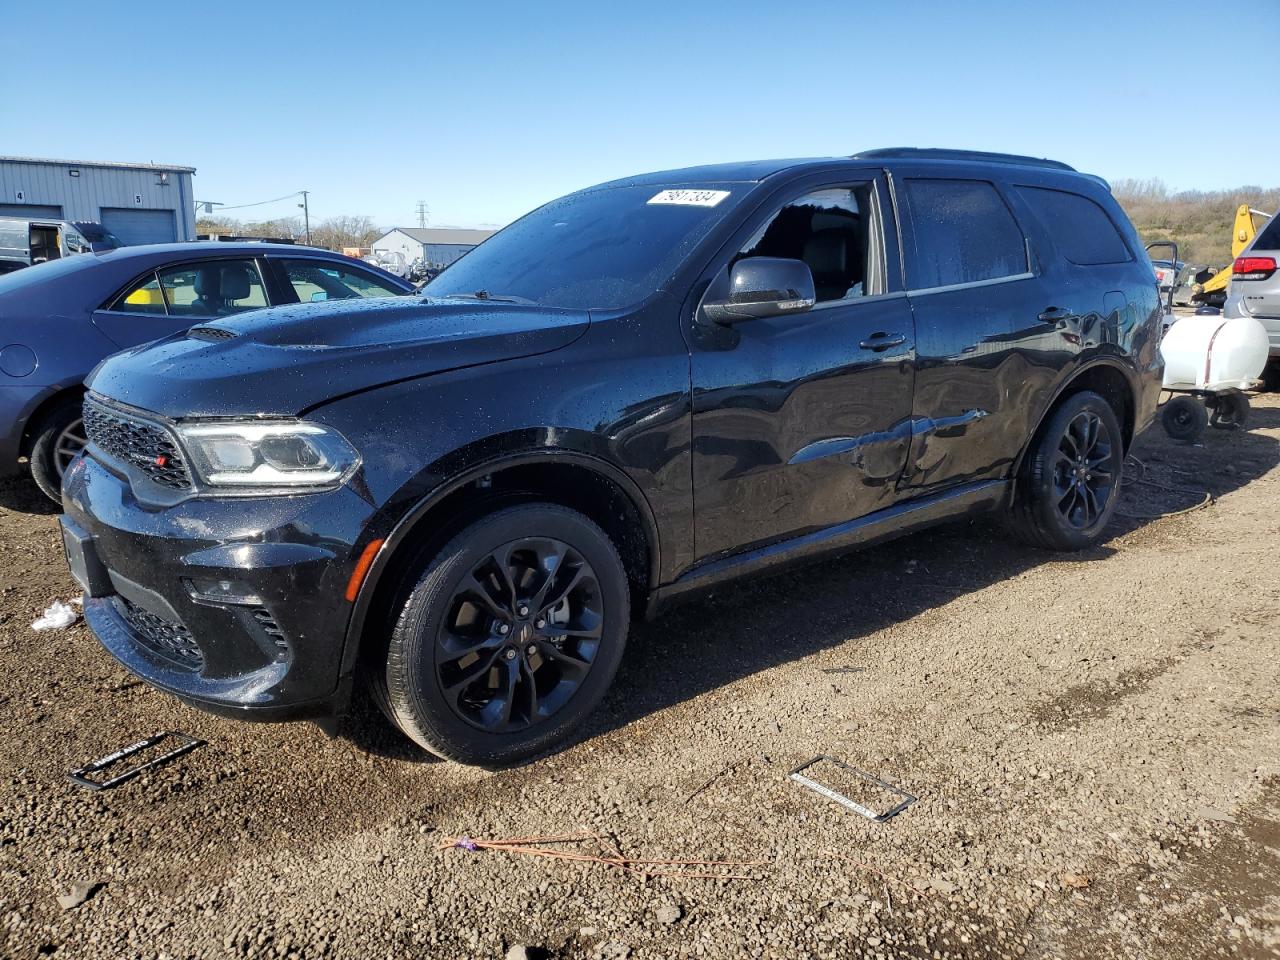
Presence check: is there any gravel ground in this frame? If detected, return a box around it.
[1,393,1277,960]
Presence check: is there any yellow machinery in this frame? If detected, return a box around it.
[1192,205,1272,307]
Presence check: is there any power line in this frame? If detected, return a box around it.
[215,191,306,212]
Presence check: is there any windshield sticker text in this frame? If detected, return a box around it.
[647,189,730,208]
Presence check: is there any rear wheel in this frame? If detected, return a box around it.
[1010,391,1123,551]
[369,503,630,766]
[28,396,86,503]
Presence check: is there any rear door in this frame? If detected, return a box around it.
[91,257,271,348]
[895,175,1051,495]
[688,174,917,560]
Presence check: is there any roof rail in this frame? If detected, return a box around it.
[851,148,1076,172]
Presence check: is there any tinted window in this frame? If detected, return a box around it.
[111,259,268,317]
[424,184,738,309]
[739,185,880,303]
[163,260,266,317]
[278,259,405,302]
[1253,213,1280,251]
[1015,186,1131,265]
[902,179,1027,289]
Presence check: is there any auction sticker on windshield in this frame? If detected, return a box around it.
[647,189,731,207]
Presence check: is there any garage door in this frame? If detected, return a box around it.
[0,204,63,218]
[100,208,177,246]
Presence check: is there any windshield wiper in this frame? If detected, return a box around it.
[436,290,534,305]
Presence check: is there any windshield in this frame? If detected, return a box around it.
[423,184,738,310]
[73,222,123,247]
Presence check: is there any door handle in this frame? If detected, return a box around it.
[1038,306,1074,324]
[859,332,907,352]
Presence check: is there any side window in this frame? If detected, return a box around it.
[1014,186,1132,265]
[278,259,405,302]
[901,179,1027,289]
[1251,212,1280,251]
[109,272,166,314]
[738,185,881,303]
[159,260,267,317]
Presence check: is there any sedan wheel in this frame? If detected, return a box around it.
[54,417,87,478]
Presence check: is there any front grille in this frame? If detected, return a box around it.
[83,396,192,490]
[187,326,237,342]
[115,597,203,669]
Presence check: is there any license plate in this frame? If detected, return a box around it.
[59,517,112,598]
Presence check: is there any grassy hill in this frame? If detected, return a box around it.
[1112,179,1279,267]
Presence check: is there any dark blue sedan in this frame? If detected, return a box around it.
[0,242,414,501]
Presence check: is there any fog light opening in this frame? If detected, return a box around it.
[185,578,264,607]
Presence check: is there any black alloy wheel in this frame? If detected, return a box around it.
[1050,409,1117,530]
[436,537,603,734]
[1009,390,1124,551]
[369,503,629,766]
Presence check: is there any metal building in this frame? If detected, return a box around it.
[0,155,197,244]
[371,227,495,269]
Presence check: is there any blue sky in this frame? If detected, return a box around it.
[3,0,1277,230]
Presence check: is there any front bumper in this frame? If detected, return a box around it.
[60,451,376,720]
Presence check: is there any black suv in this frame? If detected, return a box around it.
[61,149,1163,765]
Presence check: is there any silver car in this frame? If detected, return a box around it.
[1224,213,1279,379]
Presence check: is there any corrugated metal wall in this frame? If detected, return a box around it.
[0,160,196,241]
[423,243,476,267]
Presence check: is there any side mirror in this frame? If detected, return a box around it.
[310,291,328,302]
[703,257,816,324]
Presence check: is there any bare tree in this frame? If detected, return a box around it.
[308,215,383,251]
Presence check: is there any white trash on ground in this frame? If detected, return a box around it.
[32,600,81,631]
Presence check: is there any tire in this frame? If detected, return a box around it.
[1161,395,1207,442]
[1010,390,1124,551]
[1208,389,1249,430]
[368,503,630,766]
[1262,361,1280,394]
[27,395,87,503]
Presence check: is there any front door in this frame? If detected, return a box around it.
[688,178,916,562]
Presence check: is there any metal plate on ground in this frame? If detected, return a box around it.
[788,754,917,822]
[67,732,205,791]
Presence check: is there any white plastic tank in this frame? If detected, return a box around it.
[1160,314,1269,390]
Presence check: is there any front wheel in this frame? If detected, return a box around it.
[369,503,630,766]
[1009,391,1123,551]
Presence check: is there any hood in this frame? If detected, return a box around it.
[86,296,591,418]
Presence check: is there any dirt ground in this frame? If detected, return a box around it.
[0,392,1277,960]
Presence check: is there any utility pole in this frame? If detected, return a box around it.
[298,191,311,244]
[416,200,428,228]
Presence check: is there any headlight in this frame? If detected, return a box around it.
[173,421,360,491]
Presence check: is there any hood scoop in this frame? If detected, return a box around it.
[186,326,238,342]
